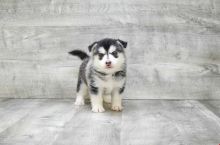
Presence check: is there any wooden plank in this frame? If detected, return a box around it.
[198,100,220,118]
[0,99,44,133]
[0,0,219,26]
[0,99,220,144]
[0,0,220,99]
[1,59,220,99]
[0,99,121,145]
[53,103,122,145]
[126,63,220,99]
[0,26,220,99]
[121,100,220,145]
[0,98,8,102]
[0,99,77,145]
[0,60,78,98]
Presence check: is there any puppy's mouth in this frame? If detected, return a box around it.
[106,65,112,69]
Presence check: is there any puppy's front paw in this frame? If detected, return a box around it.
[74,97,85,105]
[111,105,123,111]
[92,105,105,113]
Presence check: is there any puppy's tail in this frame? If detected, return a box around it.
[68,50,89,60]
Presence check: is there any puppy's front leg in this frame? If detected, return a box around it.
[89,85,105,113]
[111,88,123,111]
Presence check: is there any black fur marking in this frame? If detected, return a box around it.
[69,50,89,60]
[88,42,97,52]
[114,71,126,78]
[94,69,107,81]
[92,38,127,60]
[94,69,107,76]
[93,49,105,60]
[98,38,116,52]
[79,58,89,85]
[88,67,94,81]
[98,53,104,60]
[111,51,118,58]
[76,78,81,92]
[90,85,98,95]
[119,86,125,94]
[88,69,100,94]
[117,39,127,48]
[96,38,127,52]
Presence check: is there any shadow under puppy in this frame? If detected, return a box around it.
[69,38,127,112]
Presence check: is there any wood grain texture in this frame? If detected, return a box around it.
[0,99,77,145]
[0,99,220,145]
[121,100,220,145]
[53,103,121,145]
[0,0,220,99]
[0,99,44,133]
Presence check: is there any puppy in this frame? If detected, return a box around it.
[69,38,127,112]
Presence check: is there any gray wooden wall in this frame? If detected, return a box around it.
[0,0,220,99]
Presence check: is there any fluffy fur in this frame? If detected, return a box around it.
[69,38,127,112]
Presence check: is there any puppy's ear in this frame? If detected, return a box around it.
[117,39,127,48]
[88,42,97,52]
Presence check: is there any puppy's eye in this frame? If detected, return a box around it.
[111,51,118,58]
[98,53,104,60]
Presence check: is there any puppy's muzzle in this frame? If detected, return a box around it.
[106,61,112,68]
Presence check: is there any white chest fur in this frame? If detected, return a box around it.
[95,74,125,94]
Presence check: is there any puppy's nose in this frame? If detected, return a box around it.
[106,61,111,65]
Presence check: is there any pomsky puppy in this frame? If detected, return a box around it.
[69,38,127,112]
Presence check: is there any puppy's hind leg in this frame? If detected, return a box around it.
[75,79,88,105]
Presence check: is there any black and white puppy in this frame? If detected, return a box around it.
[69,38,127,112]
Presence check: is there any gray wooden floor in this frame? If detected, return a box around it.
[0,99,220,145]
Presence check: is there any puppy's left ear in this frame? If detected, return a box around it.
[117,39,127,48]
[88,41,97,52]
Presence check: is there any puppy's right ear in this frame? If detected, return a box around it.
[88,42,97,52]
